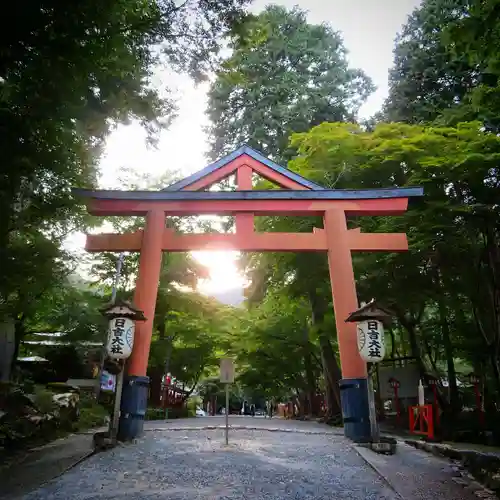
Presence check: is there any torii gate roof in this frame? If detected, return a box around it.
[73,145,423,216]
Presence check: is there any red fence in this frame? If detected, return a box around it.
[409,404,434,440]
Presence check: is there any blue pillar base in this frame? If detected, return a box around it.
[118,375,150,441]
[339,378,371,442]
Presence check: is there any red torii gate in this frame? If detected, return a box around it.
[75,145,423,441]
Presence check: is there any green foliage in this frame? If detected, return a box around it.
[145,407,166,420]
[186,396,201,415]
[383,0,500,131]
[383,0,473,124]
[290,120,500,407]
[7,0,500,432]
[206,4,374,418]
[206,4,373,162]
[149,287,235,391]
[73,394,108,431]
[0,0,251,362]
[33,386,56,414]
[235,290,320,401]
[444,0,500,131]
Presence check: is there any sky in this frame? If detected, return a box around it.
[67,0,422,300]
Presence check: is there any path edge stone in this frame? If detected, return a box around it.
[143,424,341,435]
[405,439,500,497]
[353,444,404,499]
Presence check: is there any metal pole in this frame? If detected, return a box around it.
[225,383,229,445]
[96,253,125,400]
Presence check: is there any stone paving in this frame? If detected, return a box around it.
[11,417,492,499]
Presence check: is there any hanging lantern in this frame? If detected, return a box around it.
[345,299,392,364]
[101,300,146,360]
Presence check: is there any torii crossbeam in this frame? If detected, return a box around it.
[74,145,423,442]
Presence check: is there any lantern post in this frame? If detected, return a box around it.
[101,300,146,442]
[389,377,401,426]
[467,373,484,428]
[345,299,392,443]
[163,373,172,419]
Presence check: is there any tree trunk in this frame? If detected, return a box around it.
[490,351,500,402]
[432,261,460,413]
[388,327,398,359]
[397,314,425,375]
[484,229,500,397]
[398,311,451,411]
[438,297,460,412]
[0,318,16,382]
[317,334,341,410]
[308,291,342,417]
[302,328,317,416]
[158,321,173,377]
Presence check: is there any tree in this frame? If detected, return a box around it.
[148,289,235,401]
[383,0,475,124]
[206,4,373,419]
[206,5,373,162]
[444,0,500,131]
[289,120,500,410]
[235,289,323,414]
[0,0,251,338]
[384,0,500,132]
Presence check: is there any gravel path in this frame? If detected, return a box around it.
[24,424,397,500]
[18,418,489,500]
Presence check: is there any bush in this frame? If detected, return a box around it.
[0,385,108,449]
[146,408,165,421]
[145,406,192,420]
[0,384,59,449]
[73,395,109,431]
[187,396,201,415]
[33,386,56,414]
[441,409,500,445]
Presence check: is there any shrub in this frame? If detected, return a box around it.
[73,395,109,431]
[145,408,165,421]
[33,386,56,414]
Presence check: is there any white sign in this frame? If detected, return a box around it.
[220,358,235,384]
[100,370,116,392]
[357,319,385,363]
[106,317,135,359]
[379,362,419,399]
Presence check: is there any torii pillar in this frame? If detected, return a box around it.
[118,209,165,440]
[324,209,369,440]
